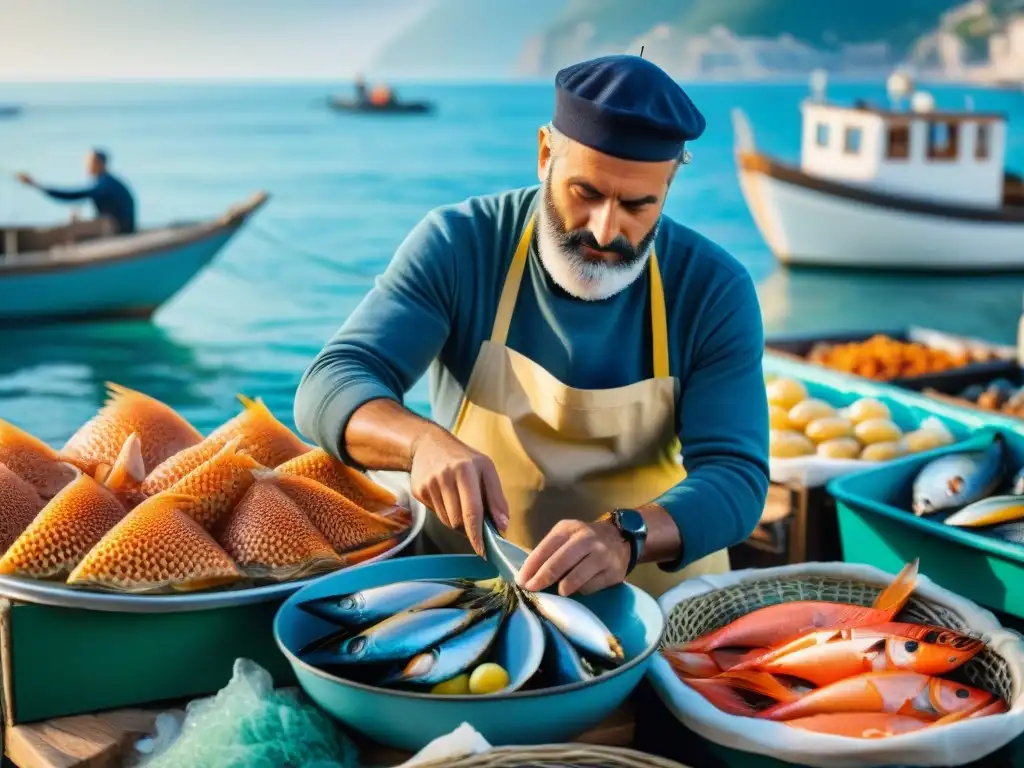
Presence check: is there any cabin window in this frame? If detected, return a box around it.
[843,126,862,155]
[815,123,829,147]
[887,124,910,159]
[976,123,990,160]
[927,121,959,161]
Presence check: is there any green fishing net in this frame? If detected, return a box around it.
[131,658,357,768]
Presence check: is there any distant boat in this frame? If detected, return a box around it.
[327,95,434,115]
[0,106,21,118]
[0,191,269,325]
[731,70,1024,272]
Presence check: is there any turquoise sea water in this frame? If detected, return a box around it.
[1,80,1024,443]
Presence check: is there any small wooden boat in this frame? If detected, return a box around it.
[0,190,268,325]
[0,105,21,118]
[327,96,433,115]
[732,70,1024,272]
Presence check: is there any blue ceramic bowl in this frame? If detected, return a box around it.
[274,554,665,750]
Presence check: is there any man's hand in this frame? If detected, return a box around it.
[410,428,510,557]
[517,518,630,597]
[15,173,34,187]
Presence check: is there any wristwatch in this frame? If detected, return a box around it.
[602,508,648,576]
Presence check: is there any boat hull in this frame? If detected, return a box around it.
[327,97,433,114]
[0,232,235,324]
[738,152,1024,272]
[0,191,267,324]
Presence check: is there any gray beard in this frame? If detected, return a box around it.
[535,180,657,302]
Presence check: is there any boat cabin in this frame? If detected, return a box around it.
[798,75,1013,209]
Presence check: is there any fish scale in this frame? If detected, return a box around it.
[142,394,308,494]
[0,462,44,554]
[166,436,263,531]
[276,448,399,514]
[0,472,127,579]
[61,383,203,477]
[67,492,243,593]
[217,481,342,580]
[252,469,402,552]
[0,418,77,500]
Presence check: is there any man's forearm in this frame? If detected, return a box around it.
[636,502,683,564]
[342,398,445,472]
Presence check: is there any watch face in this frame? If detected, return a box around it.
[617,509,647,537]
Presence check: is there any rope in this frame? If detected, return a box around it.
[244,222,385,282]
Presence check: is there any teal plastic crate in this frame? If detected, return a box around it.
[828,426,1024,620]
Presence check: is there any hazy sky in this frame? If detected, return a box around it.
[0,0,438,81]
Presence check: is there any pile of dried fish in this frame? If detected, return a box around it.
[298,577,627,696]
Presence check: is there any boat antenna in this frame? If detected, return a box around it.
[639,45,645,58]
[809,69,827,103]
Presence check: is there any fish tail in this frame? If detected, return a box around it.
[236,393,271,417]
[340,537,400,565]
[216,435,264,470]
[683,672,794,718]
[103,381,140,406]
[662,649,720,678]
[105,433,146,492]
[716,670,802,703]
[871,558,919,616]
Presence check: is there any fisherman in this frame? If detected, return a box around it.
[16,149,137,235]
[354,73,369,103]
[294,54,769,598]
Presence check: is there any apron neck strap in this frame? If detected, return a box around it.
[490,212,671,379]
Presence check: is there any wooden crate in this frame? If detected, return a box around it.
[0,597,295,728]
[729,481,842,569]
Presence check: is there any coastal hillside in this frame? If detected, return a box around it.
[370,0,1020,80]
[520,0,966,77]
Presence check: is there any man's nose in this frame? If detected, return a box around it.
[588,202,619,247]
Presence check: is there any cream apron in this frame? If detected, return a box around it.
[422,213,731,597]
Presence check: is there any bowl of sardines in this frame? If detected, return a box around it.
[273,554,665,750]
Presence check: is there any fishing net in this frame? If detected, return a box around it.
[648,562,1024,768]
[662,572,1014,703]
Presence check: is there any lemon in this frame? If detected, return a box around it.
[854,418,903,445]
[468,663,510,694]
[817,437,861,460]
[431,674,471,695]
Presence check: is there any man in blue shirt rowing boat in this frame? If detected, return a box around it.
[295,55,770,598]
[17,149,137,235]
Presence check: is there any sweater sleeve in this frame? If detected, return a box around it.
[39,181,100,202]
[655,270,770,570]
[293,210,458,465]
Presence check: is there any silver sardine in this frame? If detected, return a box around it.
[541,617,598,686]
[332,607,482,663]
[299,579,469,626]
[384,610,504,685]
[912,434,1005,516]
[526,592,624,664]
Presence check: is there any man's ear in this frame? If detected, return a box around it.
[537,127,552,184]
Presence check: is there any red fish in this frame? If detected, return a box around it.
[682,670,807,717]
[678,560,919,653]
[757,671,998,722]
[729,623,984,686]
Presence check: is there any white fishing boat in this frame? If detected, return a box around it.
[731,71,1024,271]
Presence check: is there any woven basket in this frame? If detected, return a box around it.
[411,744,691,767]
[648,564,1024,767]
[661,570,1014,702]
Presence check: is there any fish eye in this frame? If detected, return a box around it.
[956,688,970,699]
[904,640,919,652]
[347,636,367,655]
[340,597,355,609]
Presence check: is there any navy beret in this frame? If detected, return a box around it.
[552,54,705,163]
